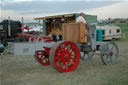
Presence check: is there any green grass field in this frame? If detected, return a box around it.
[117,23,128,41]
[0,41,128,85]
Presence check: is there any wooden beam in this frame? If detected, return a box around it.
[34,13,75,20]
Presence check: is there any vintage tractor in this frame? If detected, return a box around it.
[34,23,119,72]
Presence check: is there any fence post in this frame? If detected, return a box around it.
[123,33,126,39]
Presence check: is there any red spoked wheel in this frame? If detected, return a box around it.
[49,41,80,72]
[35,50,50,66]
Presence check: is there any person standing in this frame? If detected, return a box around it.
[76,13,89,43]
[76,13,87,25]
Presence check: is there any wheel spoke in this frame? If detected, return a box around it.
[69,49,73,53]
[70,61,74,65]
[63,62,69,69]
[57,62,62,67]
[41,56,45,60]
[104,54,112,64]
[105,55,108,61]
[111,45,114,51]
[108,55,112,63]
[103,52,109,55]
[104,47,109,52]
[55,56,63,62]
[64,44,71,51]
[71,54,76,57]
[113,53,117,56]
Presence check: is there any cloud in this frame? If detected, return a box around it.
[1,1,120,14]
[1,0,128,22]
[0,9,47,22]
[87,1,128,19]
[1,0,128,2]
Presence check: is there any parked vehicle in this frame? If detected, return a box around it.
[0,20,22,45]
[96,25,121,40]
[0,20,52,46]
[0,42,4,53]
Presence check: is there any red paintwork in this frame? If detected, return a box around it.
[53,41,80,72]
[109,51,113,56]
[35,47,51,66]
[35,41,80,72]
[17,33,53,42]
[17,26,53,42]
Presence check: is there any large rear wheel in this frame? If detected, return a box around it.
[49,41,80,72]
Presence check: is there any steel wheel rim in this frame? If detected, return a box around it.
[101,42,119,65]
[35,51,50,66]
[49,41,80,72]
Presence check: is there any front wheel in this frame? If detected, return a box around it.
[101,42,119,65]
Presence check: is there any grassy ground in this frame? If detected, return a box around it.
[0,41,128,85]
[117,32,128,41]
[1,23,128,85]
[118,23,128,41]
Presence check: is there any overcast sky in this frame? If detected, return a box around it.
[0,0,128,22]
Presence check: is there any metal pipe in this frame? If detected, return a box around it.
[22,17,24,25]
[8,16,11,37]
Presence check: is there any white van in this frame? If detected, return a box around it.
[96,25,121,40]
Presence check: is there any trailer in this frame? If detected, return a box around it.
[34,13,97,36]
[34,23,119,72]
[96,25,121,40]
